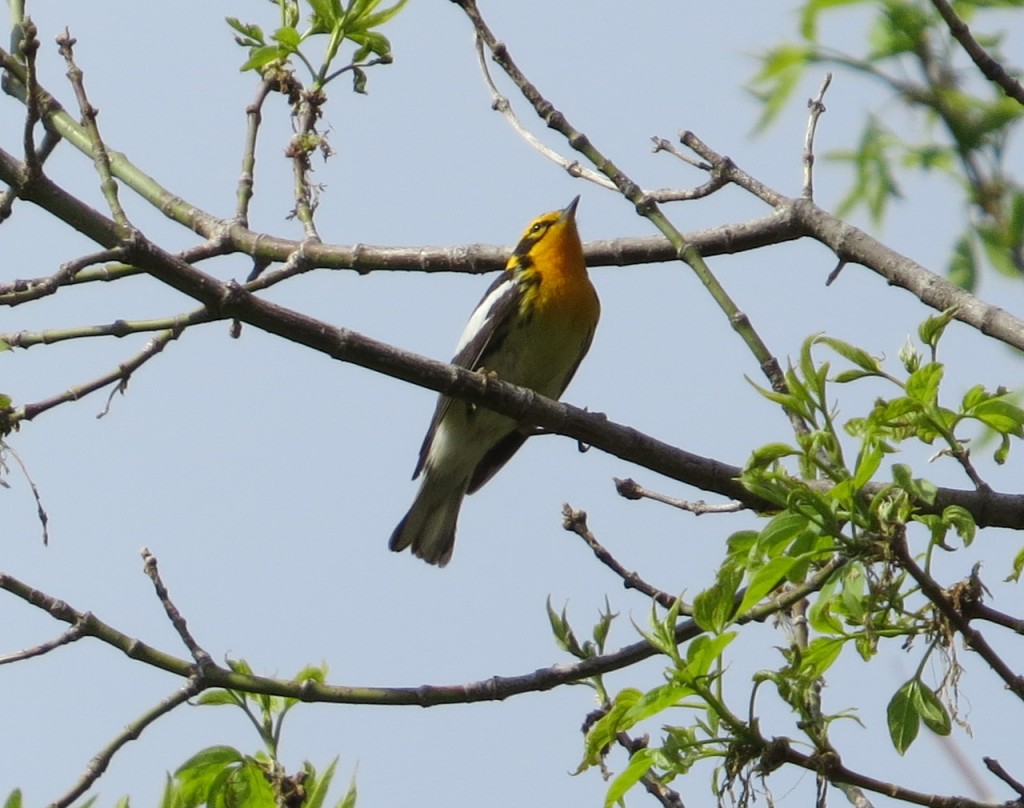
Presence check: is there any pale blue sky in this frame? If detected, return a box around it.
[3,1,1023,806]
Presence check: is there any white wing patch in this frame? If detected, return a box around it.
[453,277,516,357]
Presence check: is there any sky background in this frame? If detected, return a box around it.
[3,1,1024,806]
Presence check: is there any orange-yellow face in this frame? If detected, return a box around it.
[508,197,587,285]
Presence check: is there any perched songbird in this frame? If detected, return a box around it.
[389,196,600,566]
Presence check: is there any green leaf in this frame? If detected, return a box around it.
[798,0,871,40]
[4,789,22,808]
[905,363,943,404]
[604,748,656,808]
[226,17,265,45]
[241,45,286,72]
[335,768,358,808]
[815,335,883,375]
[0,339,10,352]
[748,44,811,131]
[272,26,302,50]
[693,564,742,633]
[581,689,642,768]
[918,309,957,351]
[622,682,696,727]
[891,463,937,504]
[944,505,976,546]
[737,557,800,615]
[758,512,812,555]
[195,690,240,707]
[305,757,338,808]
[913,683,952,736]
[746,442,800,469]
[685,632,736,679]
[887,680,920,754]
[1006,546,1024,583]
[359,0,409,29]
[799,636,844,678]
[947,234,977,290]
[970,398,1024,437]
[308,0,340,28]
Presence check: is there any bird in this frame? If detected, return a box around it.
[389,196,600,566]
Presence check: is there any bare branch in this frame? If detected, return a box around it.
[802,73,832,200]
[614,477,744,514]
[49,678,202,808]
[56,29,130,229]
[562,504,682,611]
[141,548,213,668]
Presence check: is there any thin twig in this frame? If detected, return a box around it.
[802,73,832,200]
[982,758,1024,800]
[893,532,1024,701]
[286,86,325,241]
[3,442,49,544]
[56,29,130,229]
[18,18,41,178]
[236,78,274,224]
[0,246,127,307]
[472,33,612,189]
[141,547,212,667]
[0,622,83,665]
[48,677,203,808]
[614,477,744,514]
[18,329,181,423]
[562,504,687,613]
[0,557,843,708]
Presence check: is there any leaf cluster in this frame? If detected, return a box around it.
[749,0,1024,288]
[227,0,407,92]
[565,311,1024,805]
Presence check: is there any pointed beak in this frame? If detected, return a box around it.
[562,195,581,222]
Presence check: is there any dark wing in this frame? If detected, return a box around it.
[466,430,528,493]
[467,303,597,493]
[410,272,525,479]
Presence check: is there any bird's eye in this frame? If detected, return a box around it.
[531,222,545,234]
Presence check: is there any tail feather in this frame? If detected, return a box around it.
[389,482,466,567]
